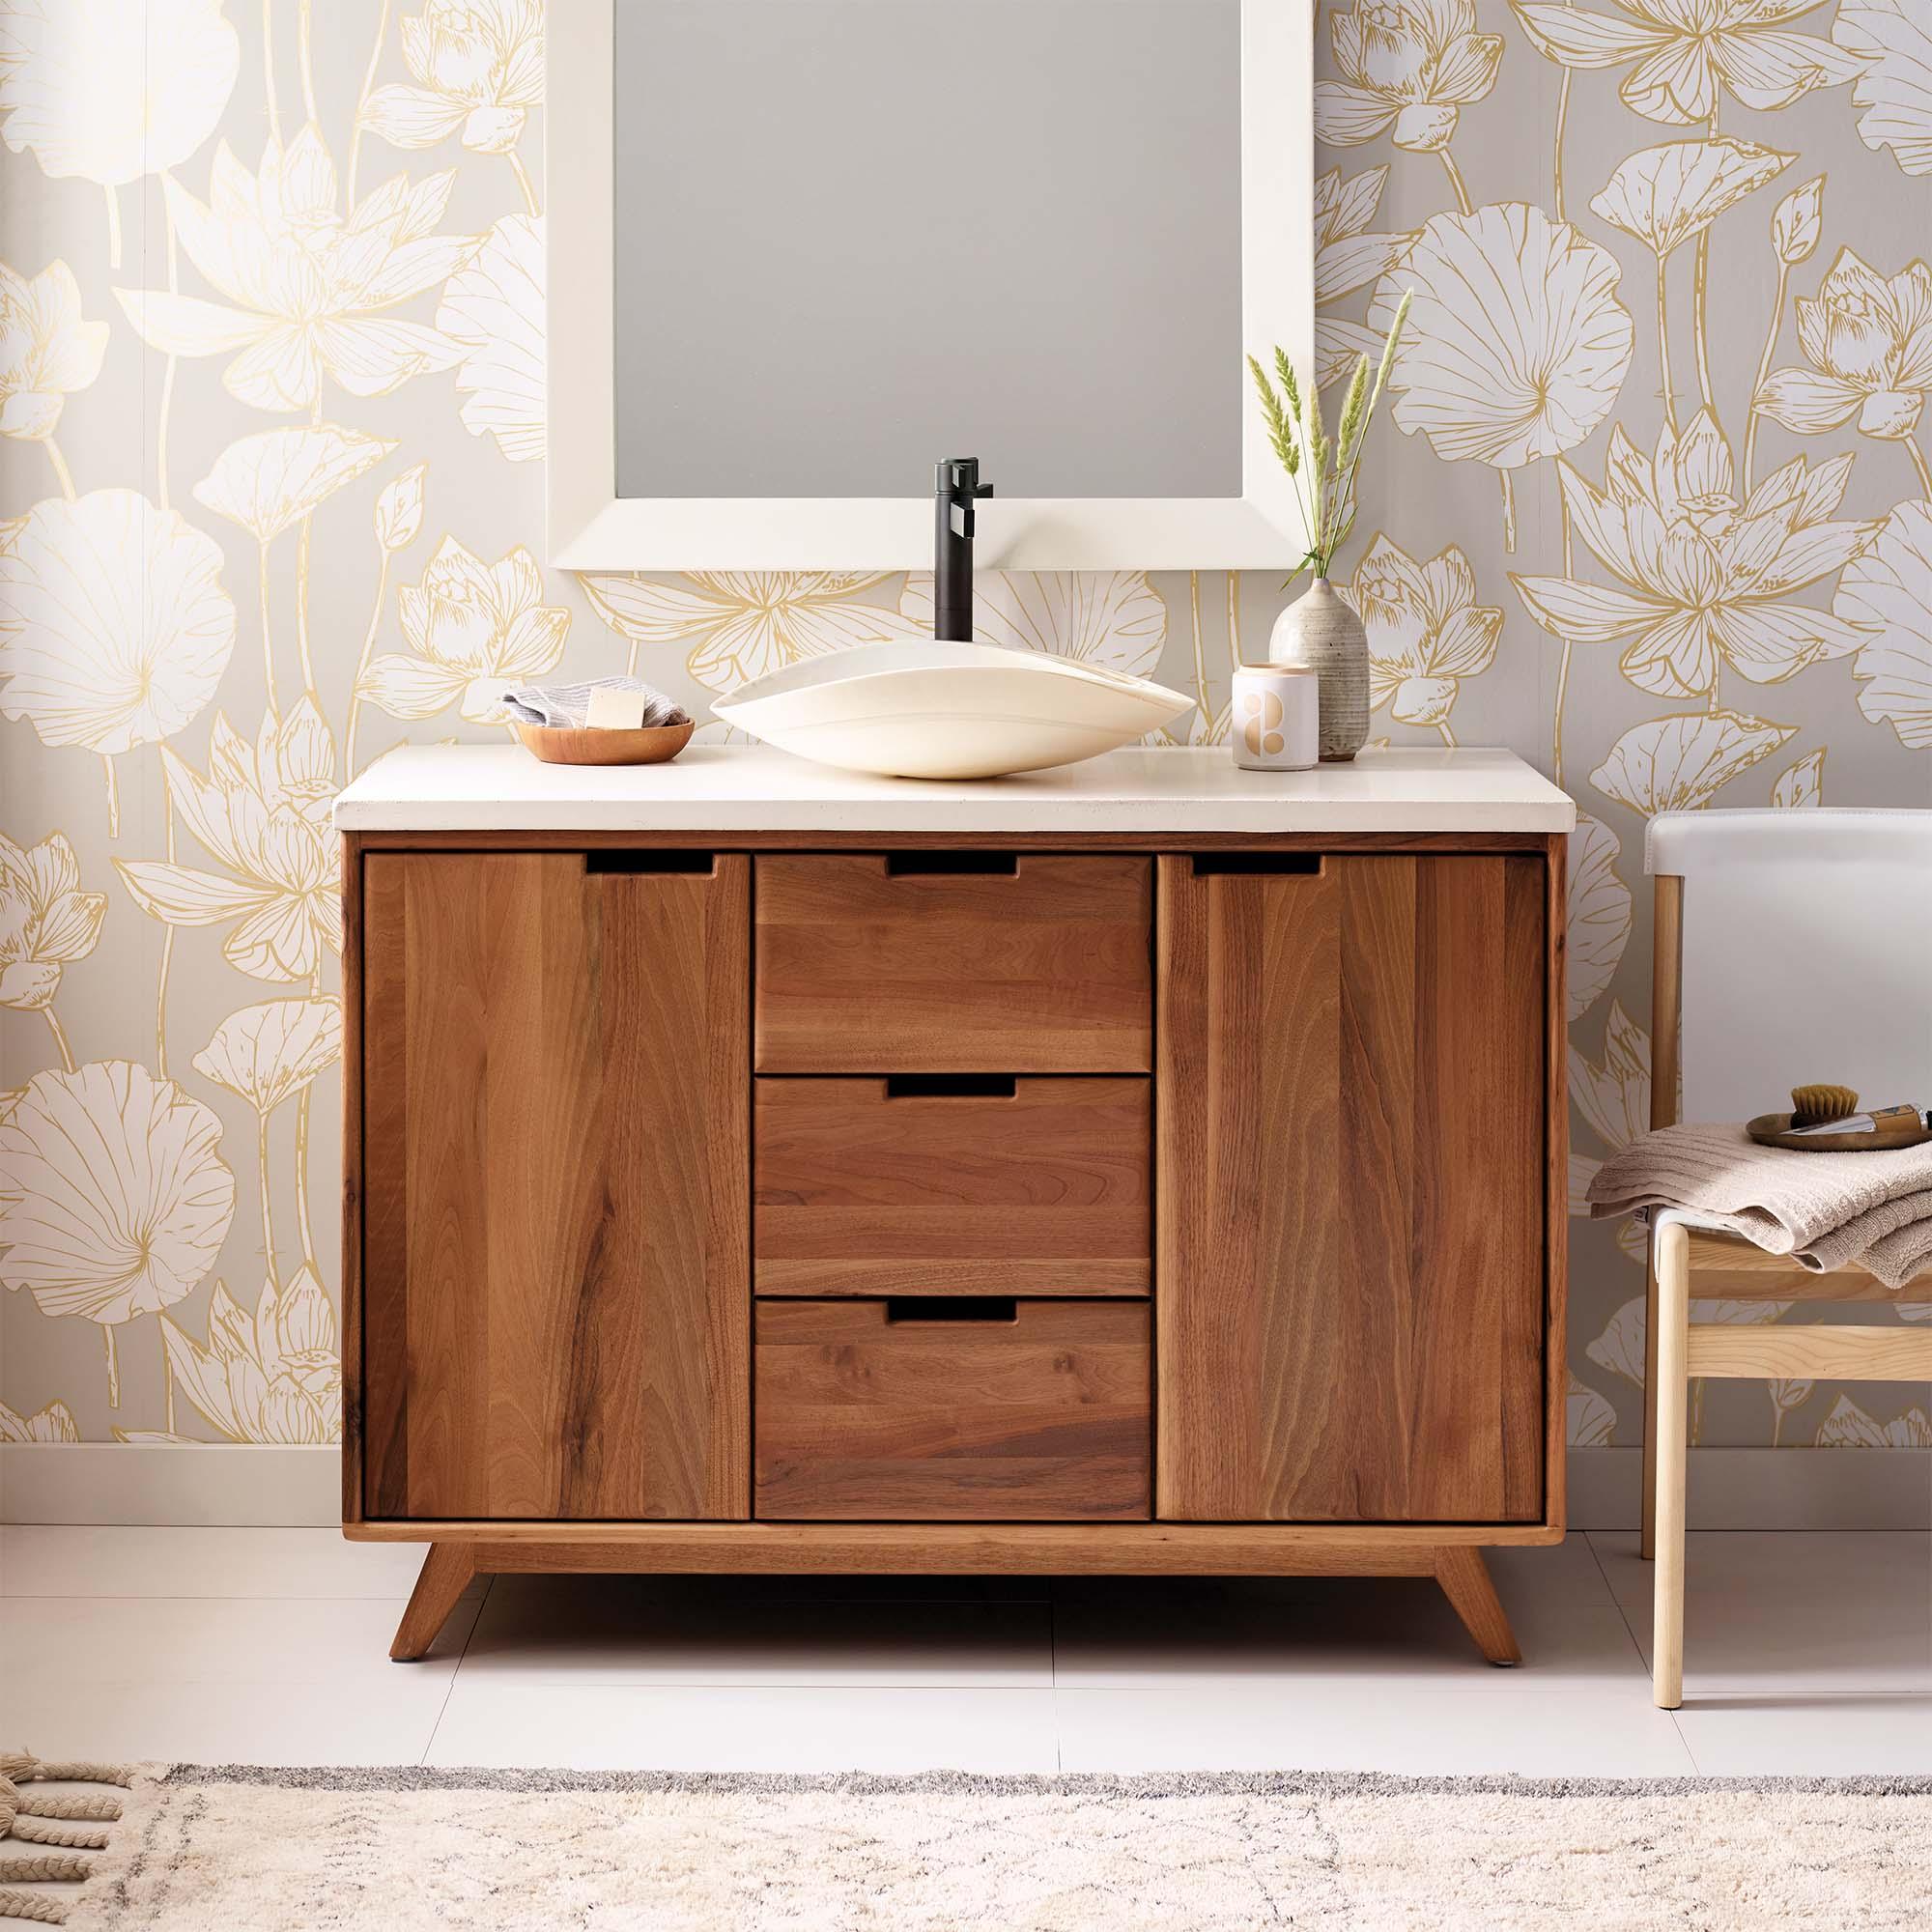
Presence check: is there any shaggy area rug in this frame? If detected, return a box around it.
[10,1766,1932,1930]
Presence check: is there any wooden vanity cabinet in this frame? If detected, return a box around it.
[343,802,1566,1670]
[355,850,751,1522]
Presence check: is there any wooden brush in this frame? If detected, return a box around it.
[1790,1083,1858,1128]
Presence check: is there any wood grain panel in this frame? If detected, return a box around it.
[753,855,1152,1072]
[754,1298,1150,1520]
[1543,831,1568,1529]
[350,1516,1565,1555]
[1156,854,1546,1523]
[339,835,367,1524]
[753,1077,1151,1295]
[359,852,750,1520]
[1685,1325,1932,1379]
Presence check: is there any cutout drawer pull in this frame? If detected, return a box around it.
[884,1074,1019,1099]
[886,1296,1018,1324]
[585,850,718,875]
[1191,852,1323,877]
[884,851,1019,877]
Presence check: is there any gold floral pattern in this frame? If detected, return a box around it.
[582,573,927,695]
[0,1061,236,1406]
[1838,497,1932,749]
[1345,533,1501,737]
[1590,138,1792,262]
[1565,812,1633,1023]
[193,997,341,1116]
[361,535,568,720]
[116,702,340,981]
[437,213,544,461]
[1513,412,1876,699]
[1814,1394,1932,1448]
[119,128,477,412]
[1368,203,1634,549]
[1590,707,1797,814]
[899,573,1169,681]
[0,256,106,446]
[0,1396,79,1442]
[149,1266,341,1445]
[0,830,105,1022]
[192,424,399,543]
[1513,0,1860,126]
[0,490,238,839]
[1314,1,1504,156]
[0,0,240,188]
[1757,248,1932,473]
[1834,1,1932,179]
[1771,747,1826,807]
[361,1,543,169]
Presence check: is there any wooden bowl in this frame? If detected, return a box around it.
[1747,1109,1932,1153]
[514,721,694,767]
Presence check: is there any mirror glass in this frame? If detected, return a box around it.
[612,0,1243,501]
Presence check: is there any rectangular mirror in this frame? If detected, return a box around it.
[549,0,1312,570]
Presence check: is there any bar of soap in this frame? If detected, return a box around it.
[585,686,651,729]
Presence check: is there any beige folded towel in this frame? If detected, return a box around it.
[1586,1122,1932,1291]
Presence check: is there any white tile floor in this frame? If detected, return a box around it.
[2,1528,1926,1776]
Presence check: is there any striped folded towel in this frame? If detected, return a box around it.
[1586,1122,1932,1290]
[501,676,690,730]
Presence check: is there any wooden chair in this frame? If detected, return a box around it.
[1639,809,1932,1710]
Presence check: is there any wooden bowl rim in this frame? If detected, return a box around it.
[513,719,695,765]
[1746,1110,1932,1152]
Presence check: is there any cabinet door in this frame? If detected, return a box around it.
[360,852,750,1520]
[1156,854,1545,1522]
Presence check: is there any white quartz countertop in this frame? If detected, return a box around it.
[333,743,1576,835]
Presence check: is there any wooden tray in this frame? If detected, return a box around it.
[514,721,694,767]
[1747,1109,1932,1152]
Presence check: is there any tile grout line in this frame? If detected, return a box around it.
[421,1575,495,1767]
[1584,1530,1702,1774]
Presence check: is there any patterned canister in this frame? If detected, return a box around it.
[1231,664,1319,772]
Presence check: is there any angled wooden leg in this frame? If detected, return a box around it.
[1652,1220,1690,1709]
[1640,1243,1661,1561]
[391,1543,478,1662]
[1435,1548,1521,1666]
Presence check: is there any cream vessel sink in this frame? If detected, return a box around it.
[709,641,1195,781]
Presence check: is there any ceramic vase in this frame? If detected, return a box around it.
[1266,577,1369,762]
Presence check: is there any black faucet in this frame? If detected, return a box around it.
[933,457,994,641]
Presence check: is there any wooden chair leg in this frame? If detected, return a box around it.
[1435,1548,1521,1666]
[391,1543,478,1662]
[1640,1245,1661,1561]
[1652,1221,1690,1710]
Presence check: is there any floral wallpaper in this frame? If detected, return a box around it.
[0,1,1927,1462]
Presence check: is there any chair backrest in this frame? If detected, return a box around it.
[1647,809,1932,1126]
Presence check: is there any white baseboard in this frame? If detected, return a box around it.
[1568,1447,1931,1532]
[6,1444,1928,1533]
[0,1445,340,1526]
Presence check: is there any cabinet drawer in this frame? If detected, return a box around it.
[754,1076,1151,1296]
[753,854,1152,1072]
[754,1299,1150,1520]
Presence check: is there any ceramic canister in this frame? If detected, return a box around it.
[1231,664,1319,772]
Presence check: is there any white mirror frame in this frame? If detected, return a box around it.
[546,0,1312,572]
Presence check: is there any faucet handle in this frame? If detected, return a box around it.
[938,457,995,502]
